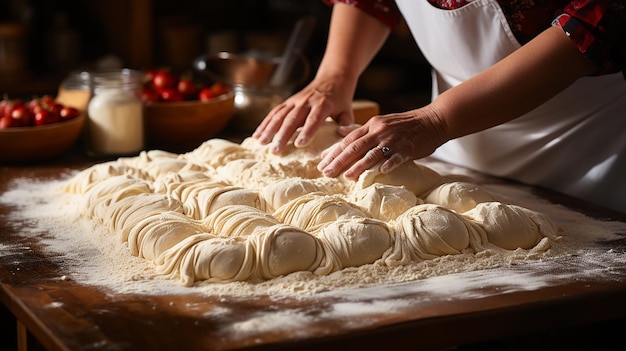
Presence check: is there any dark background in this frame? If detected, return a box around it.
[0,0,432,113]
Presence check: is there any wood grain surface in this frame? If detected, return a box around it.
[2,148,625,351]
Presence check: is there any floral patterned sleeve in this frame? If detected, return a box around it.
[322,0,401,28]
[551,0,626,76]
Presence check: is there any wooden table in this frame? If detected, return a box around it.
[2,146,626,351]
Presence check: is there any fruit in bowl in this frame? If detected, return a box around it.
[141,68,235,152]
[0,95,85,162]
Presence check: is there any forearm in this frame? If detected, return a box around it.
[315,3,391,89]
[432,26,597,140]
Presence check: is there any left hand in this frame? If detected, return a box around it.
[317,105,449,181]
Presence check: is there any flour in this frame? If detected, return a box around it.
[2,163,624,300]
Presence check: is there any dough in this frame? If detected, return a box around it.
[64,120,557,285]
[386,204,487,265]
[350,183,420,221]
[425,181,495,213]
[464,202,556,250]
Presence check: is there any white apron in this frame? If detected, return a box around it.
[394,0,626,213]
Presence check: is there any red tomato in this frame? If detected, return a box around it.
[177,78,198,100]
[40,95,55,105]
[28,98,41,111]
[141,87,160,103]
[10,106,32,127]
[60,106,80,120]
[33,109,60,126]
[152,69,177,90]
[143,69,156,85]
[2,99,22,118]
[159,88,183,102]
[210,82,229,96]
[198,87,216,102]
[0,114,11,129]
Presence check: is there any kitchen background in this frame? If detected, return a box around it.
[0,0,432,115]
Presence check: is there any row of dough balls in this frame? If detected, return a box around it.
[63,137,557,286]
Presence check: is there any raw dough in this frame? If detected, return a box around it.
[64,121,557,286]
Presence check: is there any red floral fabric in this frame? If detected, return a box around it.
[323,0,626,76]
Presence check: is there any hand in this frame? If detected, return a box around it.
[252,75,357,154]
[317,106,448,181]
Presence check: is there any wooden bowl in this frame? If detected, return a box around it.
[143,92,235,153]
[0,114,85,163]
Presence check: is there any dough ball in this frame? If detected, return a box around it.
[425,181,494,213]
[261,178,321,213]
[356,161,442,196]
[275,194,367,232]
[144,158,205,181]
[350,183,419,221]
[64,161,138,194]
[316,218,391,272]
[204,205,279,237]
[82,175,152,218]
[242,120,342,162]
[404,204,472,255]
[464,202,553,250]
[156,234,253,286]
[185,138,257,168]
[253,224,322,278]
[127,211,209,260]
[152,171,217,195]
[184,186,264,220]
[206,238,249,281]
[117,149,179,168]
[174,179,228,204]
[216,159,259,184]
[112,194,183,240]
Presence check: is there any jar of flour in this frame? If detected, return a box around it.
[86,69,144,156]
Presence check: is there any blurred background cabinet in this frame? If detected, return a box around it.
[0,0,431,113]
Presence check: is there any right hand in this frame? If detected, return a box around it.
[252,74,358,154]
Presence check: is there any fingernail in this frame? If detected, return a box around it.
[295,136,307,147]
[379,163,390,174]
[343,170,354,180]
[317,160,328,172]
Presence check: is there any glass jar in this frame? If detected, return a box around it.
[86,69,144,157]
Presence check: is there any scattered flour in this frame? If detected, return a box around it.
[3,161,626,347]
[2,163,624,301]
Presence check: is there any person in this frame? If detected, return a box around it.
[252,0,626,213]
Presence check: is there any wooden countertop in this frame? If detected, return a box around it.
[1,146,626,351]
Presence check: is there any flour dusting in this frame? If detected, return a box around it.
[1,167,625,301]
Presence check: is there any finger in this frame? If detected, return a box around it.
[253,103,287,139]
[254,103,291,144]
[317,142,343,171]
[317,125,368,170]
[320,141,340,159]
[343,146,386,181]
[379,152,410,174]
[319,128,374,178]
[294,103,333,147]
[271,104,311,154]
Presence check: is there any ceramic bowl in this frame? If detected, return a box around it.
[143,92,235,153]
[0,114,85,163]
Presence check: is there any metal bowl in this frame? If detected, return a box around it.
[193,51,310,89]
[193,52,310,132]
